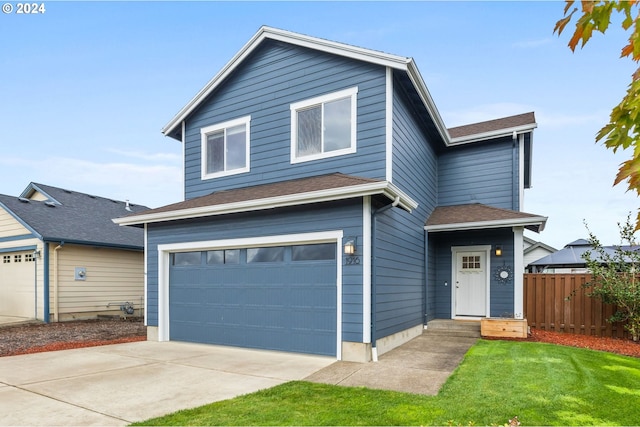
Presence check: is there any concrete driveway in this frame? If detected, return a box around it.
[0,341,334,426]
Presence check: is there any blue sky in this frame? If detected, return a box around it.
[1,1,638,249]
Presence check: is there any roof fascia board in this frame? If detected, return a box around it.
[424,216,548,233]
[41,238,143,251]
[265,27,411,69]
[448,123,537,146]
[162,26,412,137]
[0,201,42,240]
[114,181,418,226]
[405,61,450,144]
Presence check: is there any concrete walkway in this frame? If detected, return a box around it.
[306,333,478,395]
[0,341,334,426]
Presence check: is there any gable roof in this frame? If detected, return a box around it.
[424,203,547,233]
[0,183,149,249]
[114,173,418,226]
[447,112,537,145]
[523,237,557,255]
[162,26,447,142]
[163,26,533,147]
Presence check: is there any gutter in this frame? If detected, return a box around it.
[42,237,143,252]
[114,182,418,227]
[424,216,548,233]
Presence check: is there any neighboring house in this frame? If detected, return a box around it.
[523,236,557,272]
[527,238,638,273]
[0,183,148,322]
[115,26,547,362]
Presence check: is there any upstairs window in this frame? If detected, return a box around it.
[290,87,357,163]
[201,116,251,179]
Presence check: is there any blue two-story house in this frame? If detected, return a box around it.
[116,26,547,362]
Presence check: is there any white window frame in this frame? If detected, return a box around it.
[290,87,358,164]
[200,115,251,180]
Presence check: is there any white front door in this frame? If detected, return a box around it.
[454,250,487,317]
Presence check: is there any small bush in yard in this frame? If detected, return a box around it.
[583,213,640,341]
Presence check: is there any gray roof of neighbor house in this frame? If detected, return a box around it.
[0,183,148,249]
[527,239,640,268]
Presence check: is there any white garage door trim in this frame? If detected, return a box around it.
[157,230,344,359]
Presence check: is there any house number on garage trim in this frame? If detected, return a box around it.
[345,256,360,265]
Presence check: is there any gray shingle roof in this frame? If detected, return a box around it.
[448,112,536,139]
[528,239,640,268]
[425,203,547,232]
[123,173,381,217]
[0,183,148,249]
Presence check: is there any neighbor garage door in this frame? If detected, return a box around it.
[169,242,337,356]
[0,250,36,318]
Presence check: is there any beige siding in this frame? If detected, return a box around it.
[0,208,32,238]
[28,191,49,201]
[49,244,144,320]
[524,246,555,271]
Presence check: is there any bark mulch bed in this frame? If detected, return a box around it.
[0,318,146,357]
[485,327,640,358]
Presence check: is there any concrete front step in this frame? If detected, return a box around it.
[425,320,481,338]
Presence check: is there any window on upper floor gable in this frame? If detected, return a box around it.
[201,116,251,180]
[290,87,358,164]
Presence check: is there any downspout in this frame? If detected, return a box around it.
[33,249,38,320]
[53,242,64,322]
[424,230,429,324]
[512,131,518,211]
[371,195,400,362]
[43,243,50,323]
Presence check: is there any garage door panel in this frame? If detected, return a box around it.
[169,244,337,356]
[0,251,36,318]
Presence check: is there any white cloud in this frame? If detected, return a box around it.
[0,155,182,208]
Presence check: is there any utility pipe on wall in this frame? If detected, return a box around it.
[512,131,518,211]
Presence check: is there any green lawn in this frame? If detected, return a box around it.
[132,340,640,426]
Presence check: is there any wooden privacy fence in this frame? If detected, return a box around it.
[523,274,629,339]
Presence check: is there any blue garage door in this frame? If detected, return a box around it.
[169,243,337,356]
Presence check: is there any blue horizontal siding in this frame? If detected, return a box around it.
[438,136,517,209]
[183,40,387,199]
[430,229,514,319]
[146,199,364,343]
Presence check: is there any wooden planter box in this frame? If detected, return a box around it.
[481,318,528,338]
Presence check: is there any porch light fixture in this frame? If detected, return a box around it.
[344,238,357,255]
[495,245,503,257]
